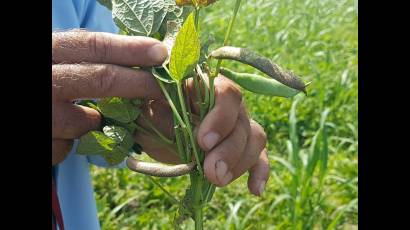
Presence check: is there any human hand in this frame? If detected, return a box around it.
[136,75,270,196]
[52,30,168,165]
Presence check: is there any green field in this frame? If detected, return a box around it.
[91,0,358,229]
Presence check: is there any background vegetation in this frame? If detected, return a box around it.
[91,0,358,229]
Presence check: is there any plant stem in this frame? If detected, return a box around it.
[196,65,209,119]
[147,176,180,205]
[133,123,177,156]
[177,82,203,174]
[174,115,187,162]
[214,0,242,76]
[156,78,186,129]
[209,0,243,110]
[194,7,200,30]
[140,115,173,145]
[193,174,203,230]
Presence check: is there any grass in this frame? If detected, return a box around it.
[91,0,358,229]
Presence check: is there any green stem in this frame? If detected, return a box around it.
[156,78,186,129]
[174,115,187,162]
[208,77,216,110]
[196,65,209,119]
[133,123,177,156]
[209,0,243,110]
[140,115,173,145]
[177,82,203,174]
[147,176,180,205]
[193,73,203,109]
[193,175,203,230]
[194,7,200,30]
[214,0,242,76]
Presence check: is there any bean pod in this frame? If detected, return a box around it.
[126,156,196,177]
[210,46,307,94]
[220,67,302,98]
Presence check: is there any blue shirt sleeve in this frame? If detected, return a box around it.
[53,1,128,229]
[80,0,119,33]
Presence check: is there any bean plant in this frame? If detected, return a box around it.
[77,0,309,229]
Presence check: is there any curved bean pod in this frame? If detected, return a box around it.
[220,68,301,98]
[209,46,307,94]
[126,156,196,177]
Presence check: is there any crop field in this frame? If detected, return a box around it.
[91,0,358,229]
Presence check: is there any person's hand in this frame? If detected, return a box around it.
[52,30,168,165]
[136,76,270,196]
[52,30,269,196]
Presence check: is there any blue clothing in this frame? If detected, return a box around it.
[52,1,124,229]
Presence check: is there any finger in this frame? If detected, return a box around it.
[52,139,74,165]
[197,76,243,151]
[224,121,267,187]
[203,113,250,186]
[52,103,101,139]
[52,30,168,66]
[247,149,270,196]
[52,63,163,102]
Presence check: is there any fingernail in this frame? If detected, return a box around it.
[147,43,168,63]
[215,160,228,183]
[258,180,266,196]
[203,132,220,150]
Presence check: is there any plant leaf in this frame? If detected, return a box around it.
[103,126,134,149]
[112,0,155,36]
[97,97,141,123]
[102,126,135,165]
[97,0,112,10]
[152,67,175,83]
[150,0,168,35]
[103,146,130,165]
[162,20,182,64]
[77,131,116,155]
[169,12,200,82]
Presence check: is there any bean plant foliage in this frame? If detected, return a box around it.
[77,0,310,229]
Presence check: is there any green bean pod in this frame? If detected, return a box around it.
[210,46,307,94]
[220,67,302,98]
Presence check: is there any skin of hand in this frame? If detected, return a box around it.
[52,30,269,196]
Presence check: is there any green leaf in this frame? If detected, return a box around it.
[97,97,141,123]
[152,67,175,83]
[150,0,169,36]
[103,146,129,165]
[102,126,135,165]
[111,0,186,37]
[162,21,182,64]
[103,126,134,149]
[77,131,116,155]
[169,12,200,82]
[97,0,112,10]
[112,0,155,36]
[130,98,143,106]
[199,34,215,63]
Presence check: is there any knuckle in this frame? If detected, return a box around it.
[95,64,116,95]
[238,110,251,134]
[251,121,267,149]
[87,32,112,62]
[216,80,242,104]
[87,32,99,59]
